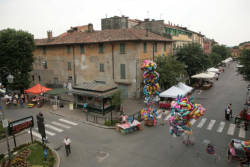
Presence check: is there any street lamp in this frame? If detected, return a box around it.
[1,74,14,161]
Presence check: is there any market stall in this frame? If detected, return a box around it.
[115,119,142,135]
[71,82,117,115]
[191,72,216,89]
[207,67,220,74]
[24,84,52,107]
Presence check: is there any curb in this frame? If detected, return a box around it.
[48,110,115,129]
[0,130,27,144]
[47,144,60,167]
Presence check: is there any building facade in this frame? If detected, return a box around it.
[33,26,172,98]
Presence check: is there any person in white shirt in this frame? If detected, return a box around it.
[64,136,71,156]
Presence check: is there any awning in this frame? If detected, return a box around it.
[177,82,193,93]
[45,88,68,95]
[222,57,233,64]
[191,72,216,79]
[24,84,52,94]
[207,67,220,73]
[160,86,187,98]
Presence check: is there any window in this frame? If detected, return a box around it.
[43,60,48,69]
[42,47,46,55]
[144,42,147,53]
[54,77,59,84]
[99,43,104,53]
[32,75,34,81]
[164,43,166,51]
[120,64,126,79]
[67,46,71,54]
[80,45,85,54]
[100,63,104,72]
[68,62,72,71]
[38,75,41,82]
[120,43,125,54]
[154,43,157,52]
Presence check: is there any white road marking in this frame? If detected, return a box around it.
[59,119,78,126]
[190,119,197,125]
[51,121,71,129]
[239,127,246,138]
[45,124,63,132]
[197,118,207,128]
[207,120,216,130]
[27,130,41,139]
[216,121,225,133]
[35,128,55,136]
[227,124,236,136]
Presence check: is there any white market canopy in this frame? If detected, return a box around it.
[177,82,194,93]
[207,67,220,74]
[191,72,216,79]
[0,88,6,94]
[222,57,233,64]
[160,82,193,98]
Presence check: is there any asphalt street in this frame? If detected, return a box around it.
[1,61,249,167]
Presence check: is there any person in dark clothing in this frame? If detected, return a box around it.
[239,152,250,167]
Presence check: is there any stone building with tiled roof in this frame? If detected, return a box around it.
[32,24,173,99]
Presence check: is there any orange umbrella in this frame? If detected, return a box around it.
[24,84,52,94]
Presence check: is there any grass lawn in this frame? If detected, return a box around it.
[26,142,55,167]
[0,123,5,140]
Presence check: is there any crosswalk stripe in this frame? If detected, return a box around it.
[59,119,78,126]
[227,124,236,135]
[165,113,171,121]
[216,121,225,133]
[27,130,42,139]
[35,128,55,136]
[190,119,197,125]
[45,124,63,132]
[197,118,207,128]
[239,127,246,138]
[207,120,216,130]
[51,121,71,129]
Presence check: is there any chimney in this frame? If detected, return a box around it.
[88,23,94,32]
[47,31,52,41]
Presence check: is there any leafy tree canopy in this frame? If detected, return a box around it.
[0,28,35,91]
[208,52,222,67]
[238,49,250,81]
[175,43,206,78]
[156,55,187,90]
[211,45,231,60]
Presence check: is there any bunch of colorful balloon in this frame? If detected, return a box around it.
[168,95,206,137]
[140,60,160,123]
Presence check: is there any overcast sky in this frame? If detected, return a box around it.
[0,0,249,46]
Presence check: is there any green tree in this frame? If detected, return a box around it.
[238,49,250,81]
[211,45,231,60]
[175,43,206,78]
[0,28,35,91]
[208,52,222,67]
[156,55,187,90]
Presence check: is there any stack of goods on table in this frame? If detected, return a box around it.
[115,119,142,135]
[140,60,160,126]
[233,139,250,157]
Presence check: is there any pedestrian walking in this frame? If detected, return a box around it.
[228,103,233,118]
[160,110,167,126]
[64,136,71,156]
[225,107,230,121]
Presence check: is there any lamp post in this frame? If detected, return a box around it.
[2,74,14,161]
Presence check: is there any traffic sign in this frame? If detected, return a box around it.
[2,119,8,128]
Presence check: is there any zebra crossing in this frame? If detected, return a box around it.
[157,109,247,139]
[27,118,78,139]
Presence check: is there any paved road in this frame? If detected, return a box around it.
[1,61,249,167]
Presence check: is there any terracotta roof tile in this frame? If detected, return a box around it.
[35,29,172,46]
